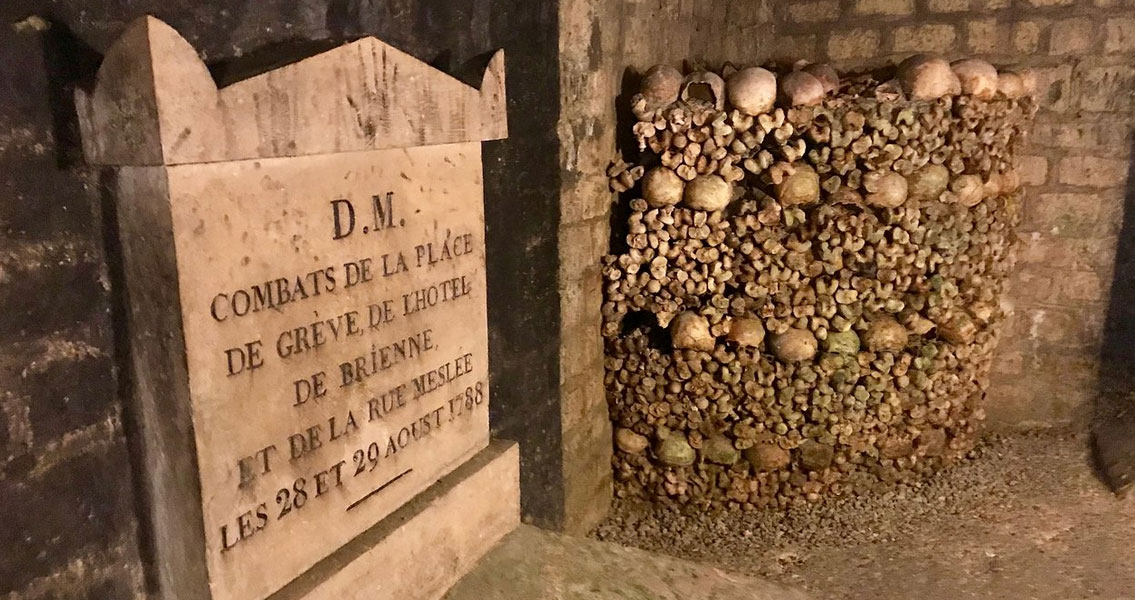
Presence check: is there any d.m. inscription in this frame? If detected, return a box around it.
[215,192,484,553]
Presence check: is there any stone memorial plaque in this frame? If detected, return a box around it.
[171,145,489,600]
[78,17,515,600]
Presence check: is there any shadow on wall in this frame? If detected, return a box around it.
[608,66,643,258]
[1101,143,1135,370]
[1094,141,1135,495]
[38,19,101,168]
[40,20,162,594]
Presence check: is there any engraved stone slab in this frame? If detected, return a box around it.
[184,144,487,600]
[78,16,511,600]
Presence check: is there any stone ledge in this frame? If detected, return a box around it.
[270,441,520,600]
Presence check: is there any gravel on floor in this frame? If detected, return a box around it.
[594,428,1135,599]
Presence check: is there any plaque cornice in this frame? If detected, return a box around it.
[76,16,508,166]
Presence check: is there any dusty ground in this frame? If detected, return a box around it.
[594,429,1135,600]
[445,525,810,600]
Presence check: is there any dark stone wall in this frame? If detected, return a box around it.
[482,1,566,530]
[0,1,562,598]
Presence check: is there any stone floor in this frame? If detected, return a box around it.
[594,429,1135,600]
[446,427,1135,599]
[444,524,811,600]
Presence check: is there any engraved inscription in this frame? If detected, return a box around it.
[208,194,485,555]
[166,144,491,600]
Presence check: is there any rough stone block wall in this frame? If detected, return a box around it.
[0,13,147,600]
[559,0,619,534]
[774,0,1135,426]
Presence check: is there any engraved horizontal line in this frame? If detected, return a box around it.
[346,468,413,512]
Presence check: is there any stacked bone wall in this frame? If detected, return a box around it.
[561,0,1135,522]
[772,0,1135,428]
[558,0,777,531]
[604,60,1037,507]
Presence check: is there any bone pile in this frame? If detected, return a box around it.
[603,54,1038,508]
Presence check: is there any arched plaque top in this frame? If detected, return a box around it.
[76,16,508,166]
